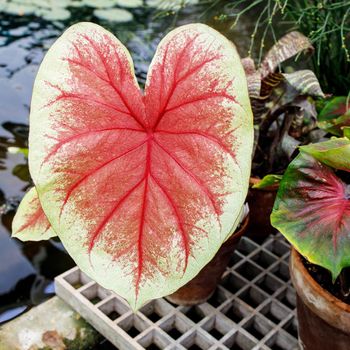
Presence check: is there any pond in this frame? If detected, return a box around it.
[0,0,264,329]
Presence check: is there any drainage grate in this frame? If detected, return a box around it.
[55,234,299,350]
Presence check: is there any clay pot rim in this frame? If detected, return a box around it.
[292,248,350,312]
[291,247,350,333]
[249,176,279,192]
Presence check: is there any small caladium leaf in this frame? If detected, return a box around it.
[252,174,282,189]
[271,152,350,280]
[28,22,253,309]
[300,138,350,172]
[283,70,325,99]
[12,187,56,241]
[260,31,313,78]
[318,97,350,136]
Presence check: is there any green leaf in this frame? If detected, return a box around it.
[283,70,325,99]
[300,138,350,172]
[343,127,350,139]
[271,152,350,280]
[252,174,282,189]
[12,163,30,182]
[318,97,350,136]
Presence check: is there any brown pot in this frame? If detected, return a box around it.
[166,215,249,306]
[246,177,278,242]
[290,248,350,350]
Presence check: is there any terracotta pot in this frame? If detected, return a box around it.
[246,177,278,242]
[166,215,249,306]
[290,248,350,350]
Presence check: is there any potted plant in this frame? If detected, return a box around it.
[271,135,350,349]
[242,31,325,241]
[11,22,253,310]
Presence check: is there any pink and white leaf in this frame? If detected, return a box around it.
[28,22,253,309]
[12,187,56,241]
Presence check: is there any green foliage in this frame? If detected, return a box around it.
[220,0,350,95]
[318,96,350,136]
[252,174,282,189]
[285,0,350,96]
[300,137,350,171]
[343,126,350,138]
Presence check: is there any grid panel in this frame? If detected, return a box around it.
[55,234,299,350]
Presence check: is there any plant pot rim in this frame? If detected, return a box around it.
[249,176,279,191]
[290,247,350,333]
[226,213,249,242]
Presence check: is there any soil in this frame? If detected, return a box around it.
[301,256,350,305]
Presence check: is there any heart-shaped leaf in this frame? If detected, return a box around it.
[271,151,350,280]
[28,22,253,309]
[12,187,56,241]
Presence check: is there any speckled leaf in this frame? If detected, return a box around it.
[301,138,350,171]
[12,187,56,241]
[318,97,350,136]
[271,151,350,279]
[28,23,253,309]
[283,70,325,98]
[260,31,313,78]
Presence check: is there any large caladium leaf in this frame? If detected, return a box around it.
[271,149,350,280]
[27,22,253,308]
[12,187,56,241]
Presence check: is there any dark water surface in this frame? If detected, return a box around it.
[0,0,257,326]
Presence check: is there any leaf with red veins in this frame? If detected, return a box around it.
[12,187,56,241]
[271,152,350,280]
[28,22,253,309]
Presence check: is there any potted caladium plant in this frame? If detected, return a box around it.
[242,31,325,241]
[11,22,253,310]
[271,136,350,349]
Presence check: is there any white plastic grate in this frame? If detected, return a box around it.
[55,234,299,350]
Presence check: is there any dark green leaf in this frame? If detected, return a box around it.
[318,97,350,136]
[12,163,30,182]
